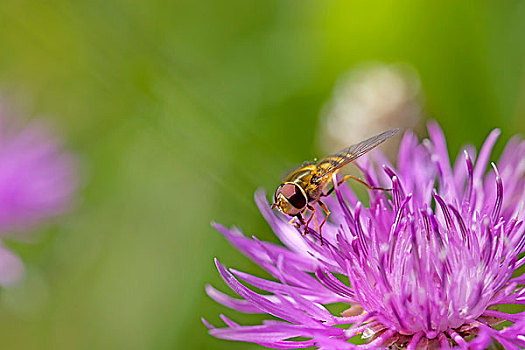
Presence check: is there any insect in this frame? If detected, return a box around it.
[272,128,398,244]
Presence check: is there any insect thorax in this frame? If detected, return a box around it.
[283,164,330,204]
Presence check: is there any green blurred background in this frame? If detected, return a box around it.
[0,1,524,349]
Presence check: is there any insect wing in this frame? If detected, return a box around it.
[313,128,398,182]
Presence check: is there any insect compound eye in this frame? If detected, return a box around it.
[280,183,307,210]
[274,184,283,202]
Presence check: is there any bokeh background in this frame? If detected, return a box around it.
[0,1,524,349]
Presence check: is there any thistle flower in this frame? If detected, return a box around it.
[0,109,77,286]
[204,123,525,349]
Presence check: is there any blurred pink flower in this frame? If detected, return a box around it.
[0,108,77,286]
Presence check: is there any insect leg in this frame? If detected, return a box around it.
[317,201,330,246]
[289,214,303,230]
[346,174,392,191]
[323,174,391,196]
[304,205,315,235]
[297,213,306,225]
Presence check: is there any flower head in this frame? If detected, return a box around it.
[0,108,77,286]
[0,117,76,232]
[204,123,525,349]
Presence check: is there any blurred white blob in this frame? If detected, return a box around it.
[318,62,424,158]
[0,245,24,286]
[2,268,49,317]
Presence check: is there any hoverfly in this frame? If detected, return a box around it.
[272,129,398,244]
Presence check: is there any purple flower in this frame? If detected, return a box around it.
[0,109,77,286]
[204,122,525,349]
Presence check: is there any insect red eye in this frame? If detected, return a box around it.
[281,183,307,210]
[274,185,283,202]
